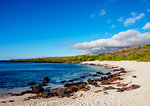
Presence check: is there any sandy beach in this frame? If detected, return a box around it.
[1,60,150,106]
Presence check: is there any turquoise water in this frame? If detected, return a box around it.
[0,62,109,94]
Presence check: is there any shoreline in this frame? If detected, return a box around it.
[1,61,150,106]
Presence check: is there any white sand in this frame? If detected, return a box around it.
[1,61,150,106]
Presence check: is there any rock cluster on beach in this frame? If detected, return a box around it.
[4,63,141,103]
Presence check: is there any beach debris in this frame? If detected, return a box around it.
[43,77,50,84]
[103,86,116,90]
[60,80,66,83]
[9,100,15,102]
[95,90,102,93]
[28,82,36,85]
[32,84,44,94]
[132,75,137,78]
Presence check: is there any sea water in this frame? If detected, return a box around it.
[0,62,110,94]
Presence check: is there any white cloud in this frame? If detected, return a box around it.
[147,9,150,12]
[123,13,145,27]
[118,17,123,22]
[142,22,150,29]
[131,12,136,16]
[72,30,150,54]
[99,10,106,16]
[111,25,115,28]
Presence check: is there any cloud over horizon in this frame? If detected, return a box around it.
[142,22,150,29]
[123,13,145,27]
[72,29,150,54]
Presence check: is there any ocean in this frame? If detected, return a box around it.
[0,62,110,94]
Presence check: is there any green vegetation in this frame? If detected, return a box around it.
[9,44,150,62]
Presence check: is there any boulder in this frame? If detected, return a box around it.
[105,72,111,75]
[60,80,66,83]
[116,88,126,92]
[28,82,36,85]
[87,78,94,84]
[20,90,33,95]
[80,76,86,78]
[57,88,68,98]
[43,77,50,84]
[132,75,137,78]
[68,80,74,82]
[32,84,44,94]
[71,87,78,92]
[131,84,140,89]
[103,86,115,90]
[41,91,55,98]
[101,80,110,85]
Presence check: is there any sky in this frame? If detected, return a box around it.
[0,0,150,60]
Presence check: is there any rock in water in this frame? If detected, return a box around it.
[32,84,44,94]
[28,82,35,85]
[43,77,50,84]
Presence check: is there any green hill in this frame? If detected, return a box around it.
[10,44,150,62]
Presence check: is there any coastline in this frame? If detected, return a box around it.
[1,60,150,106]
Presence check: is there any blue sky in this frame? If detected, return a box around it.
[0,0,150,60]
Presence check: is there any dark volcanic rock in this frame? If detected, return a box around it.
[71,87,78,92]
[116,88,126,92]
[131,84,140,89]
[117,77,123,80]
[80,76,86,78]
[28,82,35,85]
[101,80,110,85]
[0,101,7,103]
[20,90,33,95]
[43,77,50,84]
[32,84,44,94]
[120,68,127,73]
[132,75,137,78]
[87,78,100,87]
[73,78,78,81]
[9,100,15,102]
[103,86,115,90]
[68,80,74,82]
[57,88,68,98]
[41,91,55,98]
[92,74,98,77]
[60,80,66,83]
[87,78,94,84]
[105,72,111,75]
[96,72,104,75]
